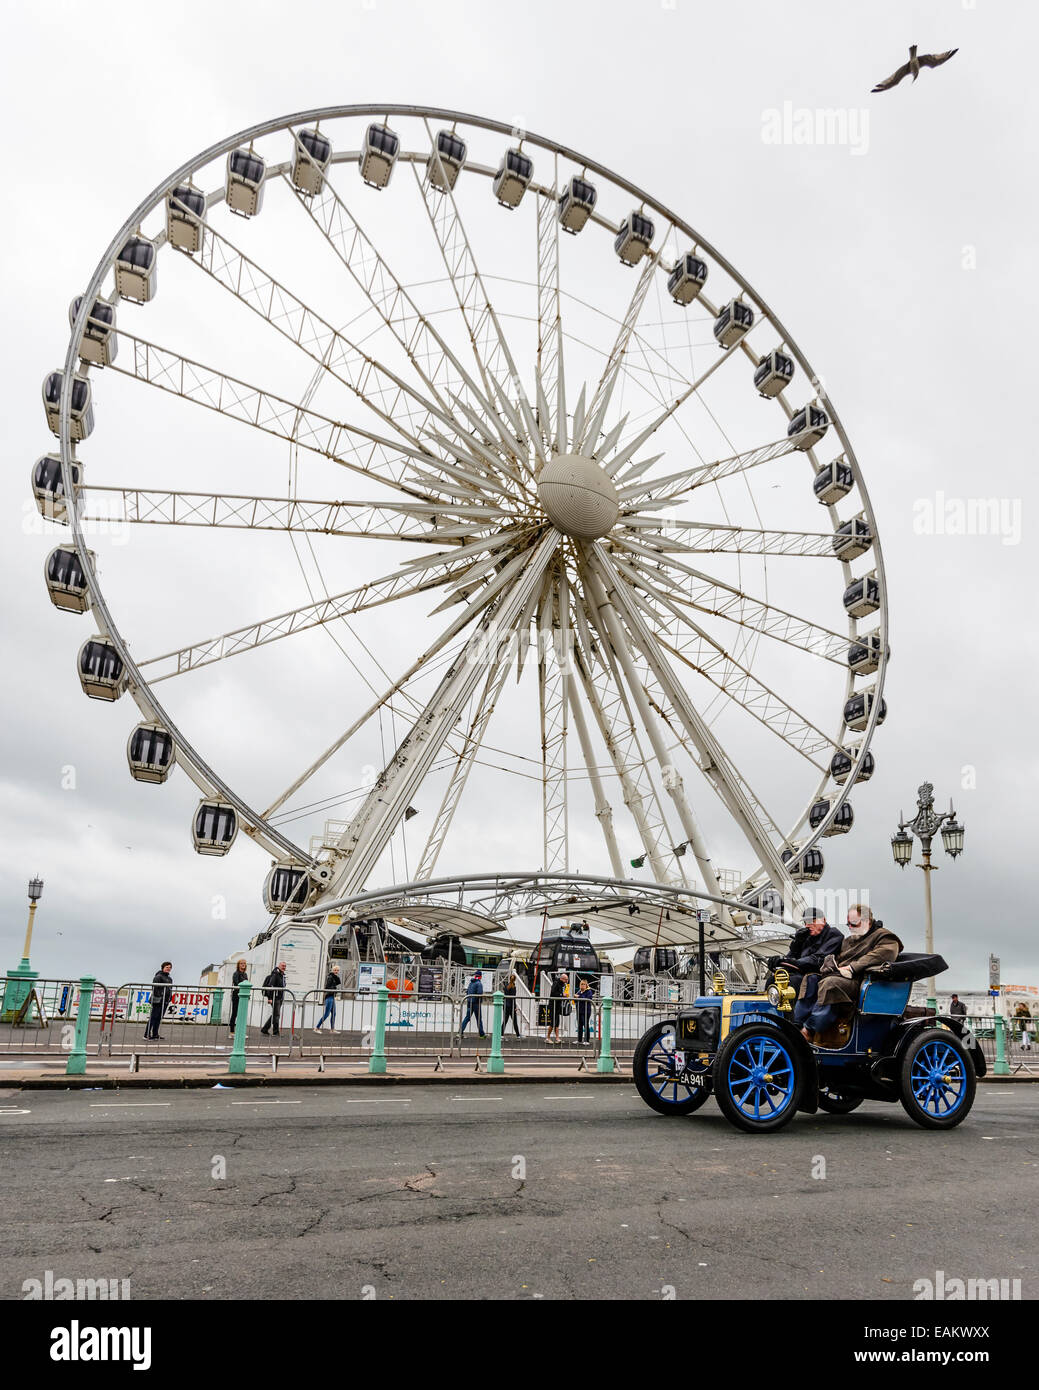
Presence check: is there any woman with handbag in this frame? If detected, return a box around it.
[548,971,570,1043]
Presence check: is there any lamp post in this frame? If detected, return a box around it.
[890,784,964,1011]
[2,877,44,1022]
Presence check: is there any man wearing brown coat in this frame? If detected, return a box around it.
[794,904,902,1042]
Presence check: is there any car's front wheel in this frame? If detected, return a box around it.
[714,1023,802,1133]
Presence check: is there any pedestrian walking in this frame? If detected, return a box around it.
[260,960,288,1036]
[316,964,341,1030]
[228,959,248,1035]
[460,970,485,1037]
[575,976,595,1045]
[1014,1001,1033,1051]
[143,962,173,1041]
[948,993,967,1018]
[502,972,522,1037]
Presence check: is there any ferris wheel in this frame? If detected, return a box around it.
[39,105,888,927]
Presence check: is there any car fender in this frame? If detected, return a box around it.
[772,1016,820,1112]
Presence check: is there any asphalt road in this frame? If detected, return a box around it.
[0,1084,1035,1301]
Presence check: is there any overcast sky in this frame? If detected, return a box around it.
[1,0,1035,991]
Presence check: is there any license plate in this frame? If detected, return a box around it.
[673,1050,685,1070]
[686,1071,707,1087]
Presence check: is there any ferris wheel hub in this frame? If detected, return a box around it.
[536,453,621,540]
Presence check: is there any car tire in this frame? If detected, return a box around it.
[714,1023,801,1133]
[899,1028,976,1129]
[632,1021,712,1116]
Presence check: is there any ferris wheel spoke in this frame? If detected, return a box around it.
[109,331,454,503]
[571,585,682,885]
[286,170,525,488]
[539,571,570,872]
[589,544,805,903]
[614,541,849,663]
[536,156,565,453]
[136,547,499,682]
[610,556,837,765]
[578,252,661,455]
[619,519,837,558]
[322,532,560,897]
[565,652,624,879]
[78,485,510,542]
[415,643,514,881]
[616,434,798,501]
[413,121,546,471]
[191,220,461,459]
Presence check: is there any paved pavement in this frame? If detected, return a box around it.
[0,1083,1034,1301]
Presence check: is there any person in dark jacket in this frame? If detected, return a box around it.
[260,961,288,1036]
[575,976,595,1045]
[316,964,340,1030]
[547,971,569,1043]
[768,908,844,997]
[227,959,248,1035]
[460,971,485,1037]
[144,962,173,1040]
[948,993,967,1018]
[501,973,522,1037]
[795,905,902,1041]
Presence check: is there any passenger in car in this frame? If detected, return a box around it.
[794,904,902,1042]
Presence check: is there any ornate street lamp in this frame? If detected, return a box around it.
[892,783,965,1009]
[2,877,44,1022]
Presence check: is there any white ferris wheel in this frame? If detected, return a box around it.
[39,105,888,934]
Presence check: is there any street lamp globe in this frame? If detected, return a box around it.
[890,829,913,868]
[941,819,965,858]
[27,877,43,902]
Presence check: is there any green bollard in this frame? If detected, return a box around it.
[488,990,504,1074]
[368,985,388,1075]
[65,975,95,1077]
[596,996,615,1074]
[994,1013,1010,1076]
[227,981,251,1075]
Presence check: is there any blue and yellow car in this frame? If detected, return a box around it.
[633,952,984,1133]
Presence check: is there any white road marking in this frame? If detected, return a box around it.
[345,1098,413,1104]
[230,1099,302,1105]
[449,1096,503,1101]
[89,1102,171,1108]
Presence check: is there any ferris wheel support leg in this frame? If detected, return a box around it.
[582,559,724,912]
[566,673,623,879]
[590,545,801,914]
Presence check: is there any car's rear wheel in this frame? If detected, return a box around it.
[816,1087,863,1114]
[899,1028,975,1129]
[632,1021,712,1116]
[715,1023,801,1133]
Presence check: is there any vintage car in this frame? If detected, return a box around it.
[633,953,984,1133]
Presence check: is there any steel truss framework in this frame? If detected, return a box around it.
[51,105,888,924]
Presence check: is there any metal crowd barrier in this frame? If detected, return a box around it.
[0,976,109,1055]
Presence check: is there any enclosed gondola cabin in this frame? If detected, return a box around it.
[558,175,597,234]
[614,211,654,266]
[843,573,881,618]
[32,454,81,523]
[264,863,315,914]
[753,351,794,398]
[492,147,533,208]
[360,123,399,188]
[830,746,875,785]
[832,517,873,560]
[291,128,331,196]
[848,632,882,675]
[427,129,466,192]
[78,636,126,701]
[127,723,175,784]
[787,402,830,450]
[114,235,157,303]
[193,800,238,856]
[43,372,93,442]
[782,846,824,882]
[69,297,117,367]
[809,797,854,836]
[667,252,708,305]
[166,184,207,254]
[814,457,854,505]
[226,148,266,217]
[45,544,93,613]
[844,689,887,733]
[713,299,754,349]
[632,946,679,975]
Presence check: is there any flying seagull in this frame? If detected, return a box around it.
[872,44,958,93]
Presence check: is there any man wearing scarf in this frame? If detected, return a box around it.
[794,904,902,1042]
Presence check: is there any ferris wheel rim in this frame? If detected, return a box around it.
[54,102,889,901]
